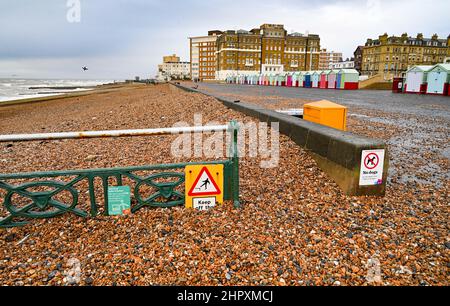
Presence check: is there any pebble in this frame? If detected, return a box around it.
[85,277,94,285]
[4,234,16,242]
[86,155,100,161]
[47,271,57,281]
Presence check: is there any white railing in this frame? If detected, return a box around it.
[0,125,230,143]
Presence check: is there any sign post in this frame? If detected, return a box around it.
[359,150,385,186]
[185,165,224,211]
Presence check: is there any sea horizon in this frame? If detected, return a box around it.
[0,78,121,103]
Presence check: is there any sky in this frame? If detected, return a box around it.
[0,0,449,80]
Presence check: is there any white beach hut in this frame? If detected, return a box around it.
[405,66,433,94]
[426,64,450,95]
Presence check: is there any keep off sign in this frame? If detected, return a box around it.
[185,165,224,211]
[359,150,385,186]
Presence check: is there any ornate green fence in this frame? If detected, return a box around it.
[0,121,239,228]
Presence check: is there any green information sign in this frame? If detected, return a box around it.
[107,186,131,216]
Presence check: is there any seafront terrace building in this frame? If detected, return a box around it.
[190,24,320,81]
[361,33,450,78]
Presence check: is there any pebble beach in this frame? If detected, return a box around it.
[0,84,448,286]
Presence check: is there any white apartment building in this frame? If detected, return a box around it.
[156,55,190,81]
[319,49,343,70]
[157,62,190,81]
[189,31,220,81]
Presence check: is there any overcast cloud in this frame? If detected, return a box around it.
[0,0,449,79]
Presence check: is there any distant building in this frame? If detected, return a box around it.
[215,24,320,80]
[330,59,355,69]
[353,46,363,73]
[215,28,262,79]
[189,31,222,82]
[190,24,321,81]
[318,49,343,70]
[157,54,190,81]
[361,33,450,78]
[163,54,180,63]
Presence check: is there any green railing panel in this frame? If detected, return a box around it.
[0,121,240,228]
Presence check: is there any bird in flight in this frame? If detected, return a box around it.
[82,66,89,71]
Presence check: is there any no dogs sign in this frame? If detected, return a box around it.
[185,165,224,211]
[359,150,385,186]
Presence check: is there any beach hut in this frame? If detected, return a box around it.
[327,70,339,89]
[336,72,342,89]
[319,70,330,89]
[281,72,287,86]
[249,74,255,85]
[298,72,305,87]
[269,74,276,86]
[252,74,259,85]
[258,74,264,85]
[286,73,293,87]
[337,69,360,90]
[426,64,450,95]
[404,66,433,94]
[270,73,278,86]
[304,71,312,88]
[276,73,286,86]
[291,72,298,87]
[262,74,268,86]
[292,72,301,87]
[311,71,320,88]
[275,74,281,86]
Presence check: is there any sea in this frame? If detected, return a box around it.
[0,79,119,103]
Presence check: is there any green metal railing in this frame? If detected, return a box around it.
[0,121,240,228]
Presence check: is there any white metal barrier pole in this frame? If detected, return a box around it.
[0,125,230,143]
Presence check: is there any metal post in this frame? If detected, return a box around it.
[0,125,230,143]
[229,121,240,208]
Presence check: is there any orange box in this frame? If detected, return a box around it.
[303,100,348,131]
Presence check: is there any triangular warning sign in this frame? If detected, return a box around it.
[188,167,221,196]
